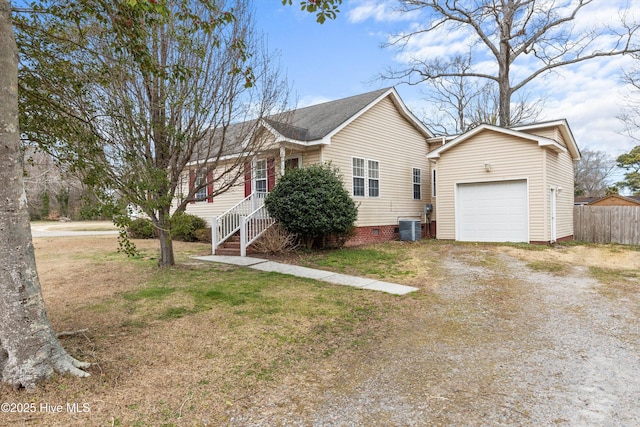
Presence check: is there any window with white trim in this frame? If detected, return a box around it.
[368,160,380,197]
[255,159,267,194]
[352,157,380,197]
[413,168,421,200]
[194,170,207,201]
[352,157,365,197]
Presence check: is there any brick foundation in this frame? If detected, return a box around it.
[344,222,436,247]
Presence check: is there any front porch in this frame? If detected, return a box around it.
[211,192,274,257]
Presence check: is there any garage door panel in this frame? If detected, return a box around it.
[457,180,528,242]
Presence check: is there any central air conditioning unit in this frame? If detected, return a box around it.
[398,219,422,242]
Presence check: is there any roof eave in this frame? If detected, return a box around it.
[513,119,581,161]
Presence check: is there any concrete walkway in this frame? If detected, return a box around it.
[193,255,419,295]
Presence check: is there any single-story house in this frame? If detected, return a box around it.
[587,194,640,206]
[178,87,581,254]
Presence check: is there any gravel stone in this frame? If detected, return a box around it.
[224,247,640,426]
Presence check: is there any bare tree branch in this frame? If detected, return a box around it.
[384,0,639,126]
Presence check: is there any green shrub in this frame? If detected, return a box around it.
[265,163,358,249]
[127,218,155,239]
[171,212,207,242]
[194,228,212,243]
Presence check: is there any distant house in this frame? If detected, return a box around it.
[177,88,581,254]
[574,196,598,205]
[587,194,640,206]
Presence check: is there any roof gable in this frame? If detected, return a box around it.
[427,123,565,159]
[589,194,640,206]
[512,119,580,161]
[263,87,433,145]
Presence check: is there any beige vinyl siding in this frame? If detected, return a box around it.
[525,127,559,143]
[435,130,546,241]
[321,97,430,227]
[176,165,247,227]
[300,148,322,167]
[544,148,575,239]
[536,127,574,240]
[178,147,324,226]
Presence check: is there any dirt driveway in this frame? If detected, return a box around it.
[226,244,640,426]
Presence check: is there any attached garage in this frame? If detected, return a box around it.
[427,121,581,244]
[456,180,528,242]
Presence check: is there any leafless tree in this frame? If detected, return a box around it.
[574,148,618,196]
[385,0,639,127]
[22,148,86,219]
[619,53,640,142]
[0,0,329,390]
[18,0,289,266]
[420,51,542,134]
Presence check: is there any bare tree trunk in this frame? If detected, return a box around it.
[0,0,89,389]
[497,7,513,127]
[156,207,175,267]
[497,64,511,127]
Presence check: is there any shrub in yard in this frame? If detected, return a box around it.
[194,228,212,243]
[127,218,155,239]
[252,223,299,254]
[265,163,358,249]
[171,212,207,242]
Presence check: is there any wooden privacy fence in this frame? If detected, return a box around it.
[573,206,640,245]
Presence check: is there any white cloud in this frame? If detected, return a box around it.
[347,0,415,23]
[534,56,637,161]
[391,25,477,65]
[387,0,639,166]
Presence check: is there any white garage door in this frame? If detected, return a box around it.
[456,180,528,242]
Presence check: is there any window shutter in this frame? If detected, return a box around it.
[244,161,252,197]
[267,158,276,191]
[207,171,214,203]
[189,170,196,204]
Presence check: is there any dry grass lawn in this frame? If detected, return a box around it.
[1,231,638,426]
[1,235,415,426]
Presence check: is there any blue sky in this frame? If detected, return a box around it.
[255,1,639,183]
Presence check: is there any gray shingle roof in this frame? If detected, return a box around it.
[265,87,392,142]
[189,87,399,163]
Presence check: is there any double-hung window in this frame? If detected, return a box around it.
[255,159,268,194]
[194,171,207,201]
[412,168,421,200]
[368,160,380,197]
[353,157,380,197]
[352,158,365,197]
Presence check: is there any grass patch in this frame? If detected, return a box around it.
[590,266,640,300]
[123,286,176,301]
[22,235,409,426]
[589,266,640,285]
[527,260,567,274]
[297,245,414,279]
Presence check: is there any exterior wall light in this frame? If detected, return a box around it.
[484,162,491,172]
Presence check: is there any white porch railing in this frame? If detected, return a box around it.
[212,192,273,256]
[239,205,276,257]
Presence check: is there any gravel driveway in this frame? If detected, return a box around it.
[224,245,639,426]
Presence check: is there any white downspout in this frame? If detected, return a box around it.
[280,145,286,176]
